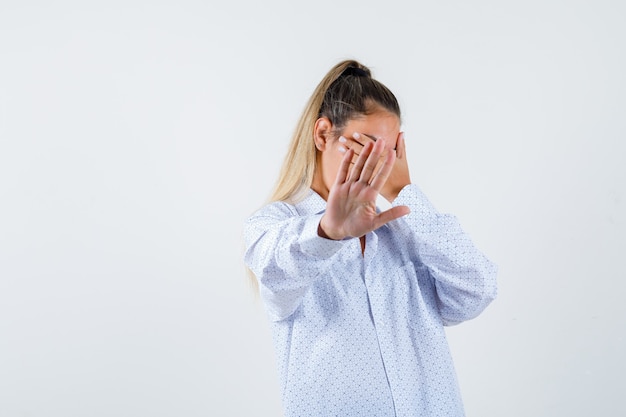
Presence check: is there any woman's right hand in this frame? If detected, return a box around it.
[380,131,411,202]
[318,138,410,240]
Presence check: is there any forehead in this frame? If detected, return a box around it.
[342,110,400,141]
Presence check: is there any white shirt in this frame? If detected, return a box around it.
[244,184,497,417]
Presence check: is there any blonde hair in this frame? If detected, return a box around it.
[270,59,400,203]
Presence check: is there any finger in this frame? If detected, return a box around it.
[368,157,385,184]
[335,148,354,185]
[347,141,373,182]
[358,138,385,183]
[345,132,383,162]
[369,148,396,190]
[345,154,369,169]
[354,131,378,147]
[373,205,410,228]
[349,152,360,166]
[336,136,361,166]
[351,131,377,150]
[342,132,366,156]
[339,136,363,164]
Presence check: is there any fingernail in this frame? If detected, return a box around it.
[338,136,347,143]
[352,132,360,139]
[338,146,346,153]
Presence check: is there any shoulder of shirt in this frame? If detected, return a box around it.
[247,189,326,221]
[247,200,298,222]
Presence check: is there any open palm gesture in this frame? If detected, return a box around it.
[319,139,410,240]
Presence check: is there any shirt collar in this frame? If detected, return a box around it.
[294,189,327,216]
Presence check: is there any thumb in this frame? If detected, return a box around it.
[374,205,410,228]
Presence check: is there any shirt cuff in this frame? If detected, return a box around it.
[298,213,346,259]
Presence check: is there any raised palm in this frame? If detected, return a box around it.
[319,139,410,240]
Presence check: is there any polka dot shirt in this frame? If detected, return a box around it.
[244,184,497,417]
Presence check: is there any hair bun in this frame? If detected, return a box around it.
[342,66,370,78]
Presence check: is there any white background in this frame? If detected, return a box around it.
[1,1,624,416]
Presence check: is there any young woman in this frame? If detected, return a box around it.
[243,60,497,417]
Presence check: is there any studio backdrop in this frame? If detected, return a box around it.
[1,1,624,416]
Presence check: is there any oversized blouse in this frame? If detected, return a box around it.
[243,184,497,417]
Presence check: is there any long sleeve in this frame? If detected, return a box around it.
[245,188,493,416]
[392,184,497,325]
[243,201,346,321]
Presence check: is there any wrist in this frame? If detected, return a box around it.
[318,215,345,240]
